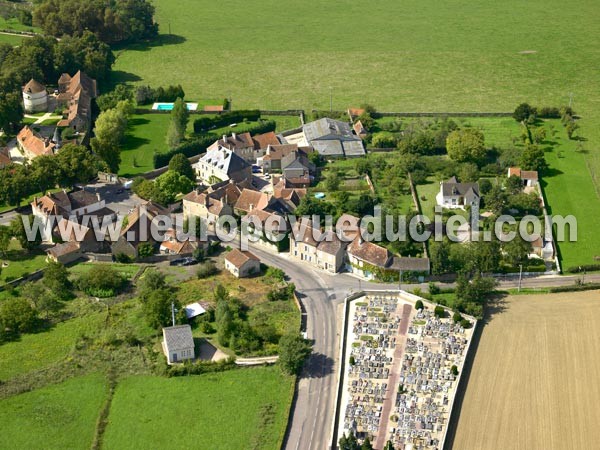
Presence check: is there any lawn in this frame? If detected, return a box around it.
[103,367,294,450]
[0,17,40,33]
[0,33,27,46]
[112,0,600,267]
[68,262,141,280]
[120,114,175,177]
[540,122,600,267]
[0,373,107,450]
[120,113,278,176]
[0,312,104,381]
[0,240,48,285]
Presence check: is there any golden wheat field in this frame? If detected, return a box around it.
[451,291,600,450]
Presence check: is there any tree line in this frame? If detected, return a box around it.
[33,0,158,45]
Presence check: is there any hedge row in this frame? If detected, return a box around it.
[153,120,277,168]
[193,109,261,133]
[549,283,600,293]
[166,357,237,377]
[566,264,600,273]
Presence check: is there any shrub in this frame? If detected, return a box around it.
[153,120,276,168]
[566,264,600,273]
[460,318,473,329]
[197,261,218,279]
[77,265,127,297]
[115,253,133,263]
[434,305,445,318]
[428,282,440,295]
[537,106,561,119]
[193,110,261,133]
[415,299,424,310]
[452,311,462,323]
[451,365,459,376]
[549,283,600,293]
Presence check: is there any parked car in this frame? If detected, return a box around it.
[169,257,198,266]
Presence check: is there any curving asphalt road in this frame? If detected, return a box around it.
[241,241,600,450]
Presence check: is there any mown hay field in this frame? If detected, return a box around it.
[451,291,600,450]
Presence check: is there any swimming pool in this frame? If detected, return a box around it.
[152,102,198,111]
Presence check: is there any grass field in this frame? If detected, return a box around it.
[451,291,600,449]
[103,367,294,450]
[0,33,27,46]
[112,0,600,266]
[68,262,141,280]
[0,312,104,381]
[0,373,107,450]
[0,240,47,285]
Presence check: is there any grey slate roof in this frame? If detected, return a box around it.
[390,257,431,273]
[303,118,365,157]
[198,147,250,175]
[441,177,480,203]
[312,139,344,156]
[162,325,194,352]
[342,140,366,156]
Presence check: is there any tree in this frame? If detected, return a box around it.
[325,171,341,192]
[137,268,166,300]
[278,332,312,375]
[154,170,194,203]
[458,162,480,182]
[76,265,126,297]
[55,144,101,187]
[44,261,72,300]
[371,131,397,148]
[415,299,424,310]
[10,215,40,252]
[339,432,360,450]
[167,97,189,148]
[446,129,486,164]
[503,235,531,266]
[21,282,61,318]
[33,0,158,45]
[361,437,374,450]
[168,153,195,181]
[91,105,129,172]
[0,226,10,257]
[519,143,548,172]
[566,120,579,140]
[96,84,133,111]
[429,239,452,275]
[383,441,396,450]
[456,274,498,307]
[143,289,178,328]
[479,178,492,195]
[137,242,155,258]
[0,297,37,334]
[513,103,537,122]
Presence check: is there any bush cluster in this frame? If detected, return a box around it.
[153,120,276,168]
[193,110,261,133]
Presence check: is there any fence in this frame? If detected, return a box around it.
[311,109,513,118]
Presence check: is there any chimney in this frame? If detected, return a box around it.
[204,195,209,207]
[249,203,254,211]
[96,193,101,202]
[222,134,227,143]
[232,132,237,140]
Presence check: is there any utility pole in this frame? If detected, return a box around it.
[171,302,177,327]
[330,87,333,112]
[518,264,523,292]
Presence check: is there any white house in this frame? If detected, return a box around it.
[22,79,48,113]
[193,147,252,185]
[435,176,480,210]
[162,325,195,364]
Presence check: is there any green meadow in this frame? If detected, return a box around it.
[0,374,108,450]
[112,0,600,267]
[103,368,294,450]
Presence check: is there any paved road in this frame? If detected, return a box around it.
[242,244,600,450]
[236,242,398,450]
